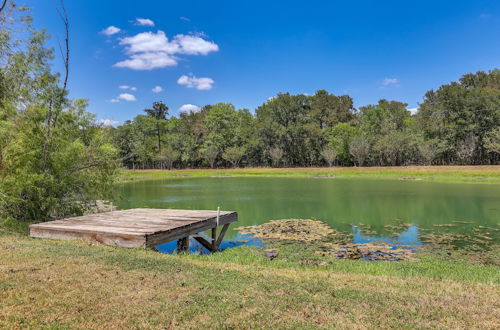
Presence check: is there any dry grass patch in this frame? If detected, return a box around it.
[1,234,499,329]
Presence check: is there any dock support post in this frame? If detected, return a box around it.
[192,223,231,252]
[215,224,230,249]
[211,227,217,250]
[177,236,189,252]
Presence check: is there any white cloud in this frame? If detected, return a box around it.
[382,78,399,86]
[136,18,155,26]
[119,85,137,91]
[97,119,119,127]
[101,26,121,36]
[407,107,418,114]
[180,16,191,22]
[108,93,137,103]
[177,74,214,90]
[152,86,163,93]
[118,93,136,101]
[174,34,219,55]
[114,52,178,70]
[114,31,219,70]
[179,104,201,113]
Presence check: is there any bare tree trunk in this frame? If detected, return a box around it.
[156,121,161,152]
[41,0,69,171]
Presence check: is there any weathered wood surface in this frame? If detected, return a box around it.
[29,208,237,248]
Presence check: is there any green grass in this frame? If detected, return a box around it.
[120,165,500,184]
[2,166,499,328]
[195,244,499,284]
[1,230,499,328]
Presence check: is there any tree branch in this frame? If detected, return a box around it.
[0,0,8,14]
[55,0,69,92]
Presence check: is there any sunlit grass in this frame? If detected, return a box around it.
[1,233,499,328]
[120,165,500,184]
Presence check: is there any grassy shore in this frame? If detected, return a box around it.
[1,227,499,328]
[2,167,499,328]
[120,165,500,184]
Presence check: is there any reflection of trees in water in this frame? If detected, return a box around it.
[115,177,500,239]
[352,225,422,246]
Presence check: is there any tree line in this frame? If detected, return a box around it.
[112,70,500,169]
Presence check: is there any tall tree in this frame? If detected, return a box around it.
[0,4,118,222]
[256,93,312,166]
[417,69,500,164]
[144,101,169,153]
[309,90,355,128]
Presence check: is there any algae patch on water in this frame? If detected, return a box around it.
[236,219,348,243]
[236,219,416,261]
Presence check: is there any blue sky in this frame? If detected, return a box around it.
[26,0,500,125]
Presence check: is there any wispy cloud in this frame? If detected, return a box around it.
[381,77,399,87]
[97,119,119,127]
[114,31,219,70]
[180,16,191,22]
[108,93,137,103]
[135,18,155,26]
[119,85,137,91]
[101,26,121,36]
[179,104,201,113]
[152,86,163,93]
[177,74,214,90]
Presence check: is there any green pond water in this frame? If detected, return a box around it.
[115,177,499,251]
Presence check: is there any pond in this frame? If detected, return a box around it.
[115,177,499,253]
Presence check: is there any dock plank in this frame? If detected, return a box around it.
[29,208,238,248]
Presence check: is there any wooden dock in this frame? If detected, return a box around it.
[29,208,237,250]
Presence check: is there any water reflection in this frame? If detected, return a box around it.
[116,177,500,240]
[156,226,425,255]
[155,233,263,254]
[352,225,423,246]
[115,177,499,254]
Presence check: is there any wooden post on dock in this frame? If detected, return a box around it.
[177,236,189,252]
[211,227,217,250]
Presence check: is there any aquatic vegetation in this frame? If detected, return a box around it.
[236,219,499,264]
[315,243,416,261]
[236,219,416,261]
[236,219,345,242]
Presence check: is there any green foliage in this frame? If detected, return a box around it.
[203,102,240,153]
[320,147,337,166]
[349,135,370,166]
[144,101,169,152]
[0,5,119,222]
[484,127,500,155]
[222,146,246,168]
[110,70,498,168]
[158,146,179,170]
[327,123,360,165]
[417,69,500,164]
